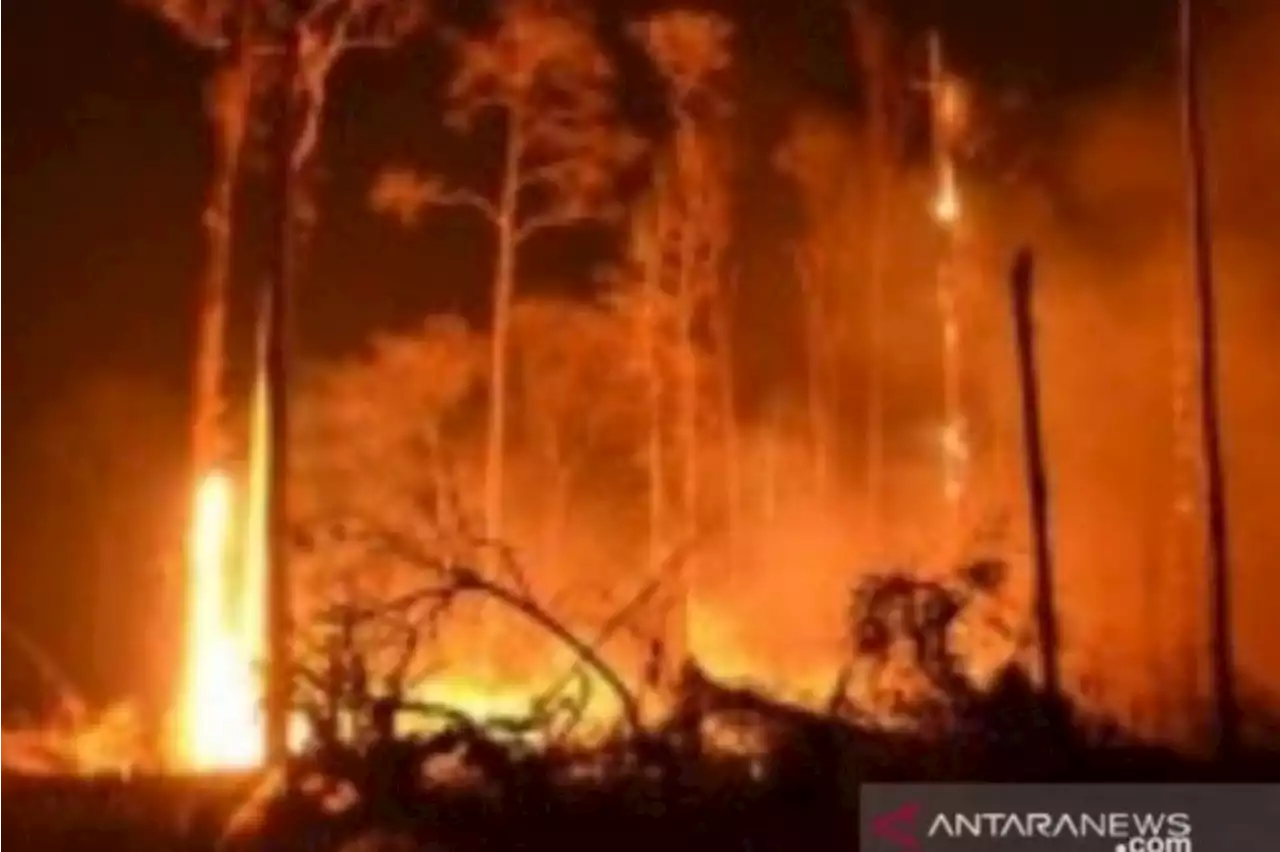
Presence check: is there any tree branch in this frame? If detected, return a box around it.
[515,204,595,244]
[331,526,646,735]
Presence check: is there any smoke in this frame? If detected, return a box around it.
[283,2,1280,744]
[977,0,1280,730]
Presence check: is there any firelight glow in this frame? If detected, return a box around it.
[932,161,961,226]
[180,470,266,770]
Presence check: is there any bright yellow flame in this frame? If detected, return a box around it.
[932,161,961,226]
[181,471,265,770]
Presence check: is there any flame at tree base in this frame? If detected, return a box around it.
[179,471,266,771]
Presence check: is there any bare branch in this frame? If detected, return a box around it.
[135,0,234,50]
[318,524,645,735]
[369,169,499,226]
[514,202,596,244]
[631,9,734,120]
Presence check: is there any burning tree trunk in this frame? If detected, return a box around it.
[263,42,296,764]
[642,206,670,576]
[260,0,429,769]
[149,0,427,768]
[488,118,521,547]
[673,149,703,544]
[922,30,971,549]
[631,9,734,684]
[192,28,254,489]
[847,0,902,554]
[1178,0,1237,760]
[1009,249,1063,717]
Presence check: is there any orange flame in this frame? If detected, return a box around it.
[180,470,265,770]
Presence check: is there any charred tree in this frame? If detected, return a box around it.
[1009,250,1062,722]
[263,27,298,764]
[1179,0,1237,760]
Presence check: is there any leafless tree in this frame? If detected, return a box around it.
[145,0,426,477]
[370,0,641,545]
[631,11,735,547]
[609,186,680,574]
[618,10,735,692]
[147,1,426,758]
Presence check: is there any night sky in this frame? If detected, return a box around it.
[4,0,1272,713]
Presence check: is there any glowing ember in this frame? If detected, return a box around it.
[180,471,265,770]
[932,166,961,226]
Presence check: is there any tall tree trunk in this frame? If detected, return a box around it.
[677,236,700,539]
[1179,0,1236,760]
[641,194,668,572]
[644,297,667,572]
[673,126,705,678]
[1010,249,1063,720]
[192,12,255,484]
[927,30,967,545]
[263,17,301,770]
[486,113,523,543]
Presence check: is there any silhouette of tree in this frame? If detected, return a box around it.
[1178,0,1237,759]
[145,0,427,479]
[630,10,734,545]
[370,0,641,544]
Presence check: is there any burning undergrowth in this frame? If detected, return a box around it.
[172,543,1280,845]
[7,549,1277,852]
[1,621,149,777]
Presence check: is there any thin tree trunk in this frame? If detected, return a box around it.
[1179,0,1236,760]
[927,31,967,544]
[263,19,300,769]
[486,113,523,543]
[1010,249,1063,718]
[191,14,254,483]
[849,0,893,555]
[641,194,668,572]
[677,227,700,539]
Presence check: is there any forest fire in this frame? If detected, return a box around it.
[6,1,1280,849]
[179,470,265,771]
